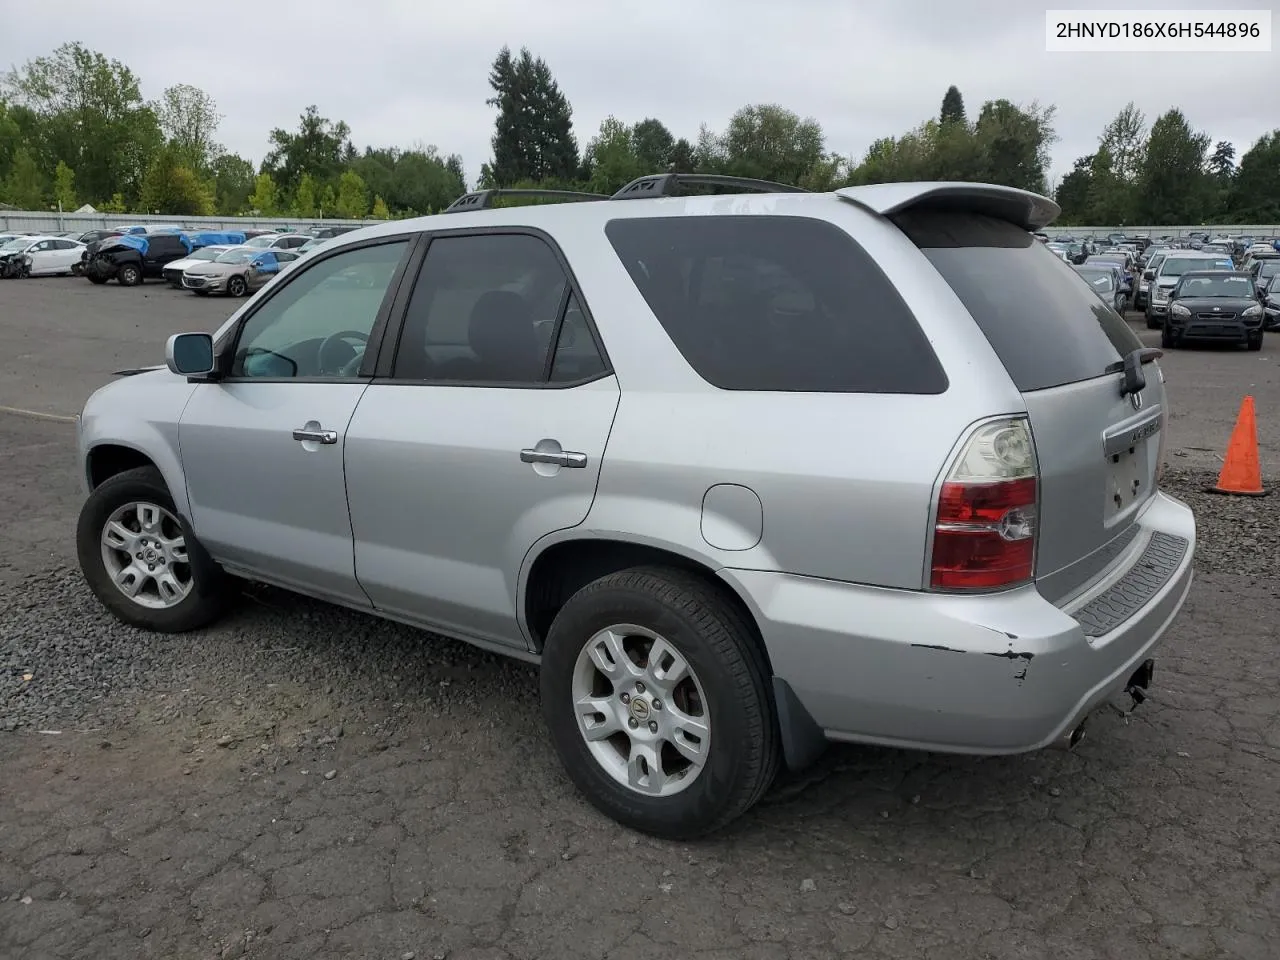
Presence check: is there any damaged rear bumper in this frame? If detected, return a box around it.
[722,490,1196,758]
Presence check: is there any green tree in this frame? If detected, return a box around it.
[1054,155,1095,222]
[0,100,22,183]
[372,195,390,219]
[1,146,45,208]
[292,172,318,217]
[973,99,1056,192]
[334,169,368,218]
[53,160,76,210]
[2,42,162,204]
[940,85,966,126]
[668,137,696,173]
[100,192,127,214]
[1137,109,1210,224]
[248,172,278,215]
[1229,131,1280,222]
[630,118,675,172]
[156,83,222,171]
[320,184,337,217]
[701,104,826,185]
[1098,102,1147,183]
[211,153,255,214]
[486,46,579,185]
[583,116,644,195]
[139,145,214,215]
[1208,140,1236,180]
[263,105,352,194]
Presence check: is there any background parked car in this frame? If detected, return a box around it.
[1073,264,1128,314]
[0,235,86,276]
[1163,271,1265,351]
[242,232,311,251]
[83,233,193,285]
[180,247,300,296]
[1146,251,1236,328]
[1085,254,1134,301]
[162,245,237,287]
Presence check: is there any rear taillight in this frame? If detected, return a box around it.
[930,417,1038,591]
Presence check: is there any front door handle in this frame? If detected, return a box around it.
[520,447,588,468]
[293,424,338,444]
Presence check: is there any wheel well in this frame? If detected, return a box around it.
[86,445,157,490]
[523,539,772,667]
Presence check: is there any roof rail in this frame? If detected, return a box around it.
[443,188,610,213]
[611,173,810,201]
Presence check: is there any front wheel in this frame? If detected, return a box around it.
[1247,333,1263,352]
[117,263,141,286]
[76,466,230,632]
[1146,310,1161,329]
[540,566,780,839]
[227,275,247,297]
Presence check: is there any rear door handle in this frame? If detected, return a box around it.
[293,425,338,444]
[520,448,588,468]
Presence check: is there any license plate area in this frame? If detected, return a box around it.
[1105,444,1148,521]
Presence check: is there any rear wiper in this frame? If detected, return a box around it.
[1106,347,1163,397]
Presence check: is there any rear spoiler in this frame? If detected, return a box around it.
[835,182,1061,232]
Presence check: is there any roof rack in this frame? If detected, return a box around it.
[443,188,610,213]
[610,173,810,201]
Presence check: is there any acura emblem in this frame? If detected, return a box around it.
[1131,391,1144,411]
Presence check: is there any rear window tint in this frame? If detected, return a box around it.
[894,211,1141,393]
[604,216,947,394]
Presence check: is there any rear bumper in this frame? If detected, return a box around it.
[723,490,1195,755]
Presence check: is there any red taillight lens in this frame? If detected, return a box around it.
[931,478,1037,589]
[930,418,1039,592]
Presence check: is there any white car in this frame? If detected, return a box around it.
[161,245,238,287]
[243,233,311,251]
[0,234,87,276]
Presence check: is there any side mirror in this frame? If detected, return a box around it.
[166,332,215,377]
[1144,270,1155,280]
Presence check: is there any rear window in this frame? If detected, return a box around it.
[604,216,947,394]
[1161,257,1232,277]
[894,211,1141,393]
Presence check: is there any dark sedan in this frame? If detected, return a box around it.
[1262,274,1280,332]
[1163,271,1265,351]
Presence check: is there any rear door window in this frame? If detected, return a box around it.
[604,215,947,394]
[894,210,1141,393]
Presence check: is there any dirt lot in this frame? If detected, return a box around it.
[1,277,1278,960]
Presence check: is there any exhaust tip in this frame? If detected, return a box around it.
[1052,719,1088,750]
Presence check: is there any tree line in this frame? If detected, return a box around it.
[1,42,1276,225]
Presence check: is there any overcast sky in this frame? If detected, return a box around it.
[5,0,1277,189]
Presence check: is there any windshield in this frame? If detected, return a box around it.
[215,250,255,264]
[1076,269,1116,292]
[299,238,325,251]
[1174,275,1256,298]
[190,248,224,261]
[1161,257,1230,278]
[244,236,274,248]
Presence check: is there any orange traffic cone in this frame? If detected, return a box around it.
[1206,396,1268,497]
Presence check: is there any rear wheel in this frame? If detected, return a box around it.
[540,566,780,839]
[117,263,141,286]
[76,466,231,633]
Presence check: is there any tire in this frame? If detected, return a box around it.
[1247,333,1263,352]
[76,466,230,633]
[1146,309,1160,329]
[227,275,247,297]
[540,566,780,839]
[87,275,107,285]
[117,263,141,286]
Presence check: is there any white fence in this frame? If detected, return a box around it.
[0,210,379,234]
[1040,224,1280,238]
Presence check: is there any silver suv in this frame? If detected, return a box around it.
[75,176,1197,838]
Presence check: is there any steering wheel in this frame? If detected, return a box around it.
[317,330,370,376]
